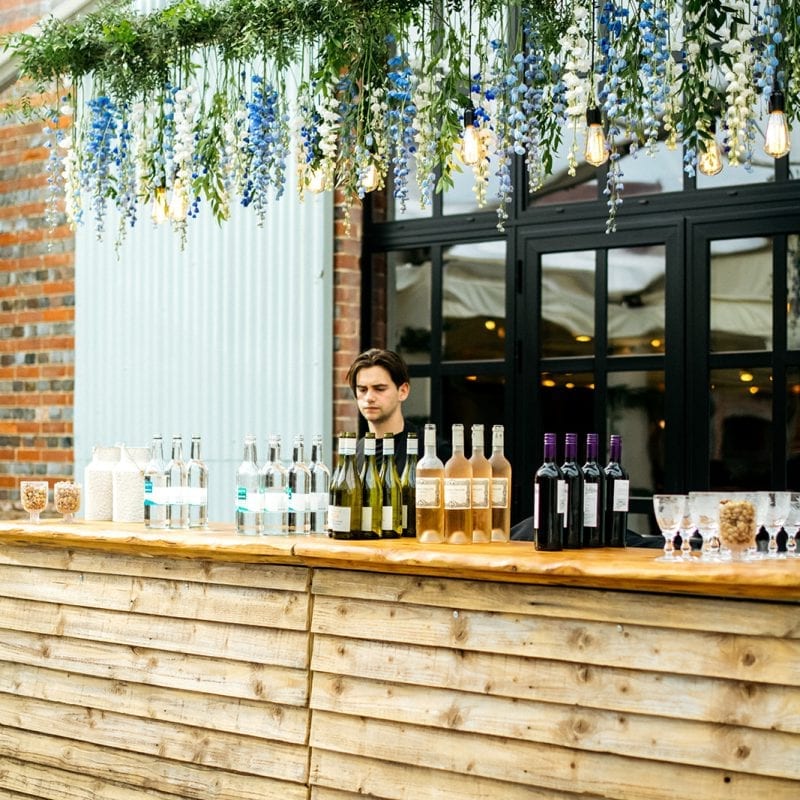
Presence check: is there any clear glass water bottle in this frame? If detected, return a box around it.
[309,434,330,534]
[236,434,262,534]
[144,435,168,529]
[287,434,311,534]
[261,434,288,534]
[186,434,208,529]
[166,434,188,530]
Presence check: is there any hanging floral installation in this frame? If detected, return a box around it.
[2,0,798,244]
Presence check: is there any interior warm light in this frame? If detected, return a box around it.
[791,384,800,395]
[169,183,189,221]
[588,383,595,390]
[650,338,662,349]
[584,107,608,167]
[151,187,169,225]
[361,163,380,193]
[697,126,723,176]
[542,378,556,388]
[658,419,666,430]
[497,326,506,339]
[462,106,481,166]
[565,382,575,389]
[484,319,497,331]
[307,169,326,193]
[466,375,478,382]
[749,386,760,395]
[575,334,592,343]
[764,89,791,158]
[739,371,754,383]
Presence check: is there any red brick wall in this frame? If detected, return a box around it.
[0,1,76,517]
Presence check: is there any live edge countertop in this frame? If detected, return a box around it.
[0,520,798,602]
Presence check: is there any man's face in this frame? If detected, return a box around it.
[354,365,409,427]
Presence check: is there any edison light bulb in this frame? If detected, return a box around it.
[361,162,380,193]
[461,106,480,166]
[168,182,189,221]
[584,107,608,166]
[697,132,723,176]
[764,89,791,158]
[151,187,169,224]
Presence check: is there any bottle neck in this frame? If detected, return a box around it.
[471,425,484,457]
[491,425,504,455]
[190,437,201,460]
[452,425,465,455]
[364,436,377,457]
[609,435,622,463]
[423,424,437,458]
[585,434,598,462]
[311,438,323,463]
[407,435,418,458]
[383,435,395,457]
[564,434,577,463]
[543,433,556,462]
[171,439,183,460]
[243,439,257,463]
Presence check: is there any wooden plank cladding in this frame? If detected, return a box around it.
[309,569,800,799]
[0,544,311,800]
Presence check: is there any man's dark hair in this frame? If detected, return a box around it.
[346,349,410,395]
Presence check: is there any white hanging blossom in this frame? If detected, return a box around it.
[316,79,341,190]
[171,85,199,225]
[61,139,82,227]
[412,63,444,207]
[721,12,757,168]
[558,5,592,175]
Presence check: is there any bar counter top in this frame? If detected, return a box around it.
[1,519,798,601]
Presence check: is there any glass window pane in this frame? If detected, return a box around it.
[606,371,665,496]
[528,135,599,207]
[788,235,800,350]
[710,237,772,352]
[788,368,800,487]
[540,372,596,452]
[789,125,800,180]
[384,158,434,221]
[404,375,431,430]
[389,248,432,362]
[442,241,506,360]
[613,144,684,198]
[442,374,505,435]
[540,250,595,358]
[709,367,772,490]
[441,156,502,216]
[608,244,666,356]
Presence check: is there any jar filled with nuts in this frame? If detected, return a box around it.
[54,481,82,523]
[20,480,48,523]
[718,497,758,560]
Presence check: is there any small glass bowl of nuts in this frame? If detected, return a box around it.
[54,481,82,523]
[20,480,49,523]
[718,495,759,561]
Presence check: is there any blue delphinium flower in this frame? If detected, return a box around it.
[385,51,417,214]
[80,95,118,236]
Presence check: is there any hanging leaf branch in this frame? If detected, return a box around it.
[2,0,798,244]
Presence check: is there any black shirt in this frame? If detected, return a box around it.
[356,420,420,477]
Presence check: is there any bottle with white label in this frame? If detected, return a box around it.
[400,432,417,537]
[360,433,382,539]
[489,425,511,542]
[186,434,208,529]
[581,432,605,547]
[416,423,444,543]
[380,432,402,538]
[308,434,330,535]
[328,433,361,538]
[287,434,311,534]
[561,432,583,548]
[603,434,629,547]
[166,434,188,530]
[144,436,168,529]
[236,434,262,534]
[444,423,472,544]
[469,424,492,543]
[261,434,288,534]
[534,432,564,551]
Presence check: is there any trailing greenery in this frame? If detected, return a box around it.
[2,0,798,243]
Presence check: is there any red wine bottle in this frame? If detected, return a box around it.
[603,434,628,547]
[534,432,564,551]
[581,433,605,547]
[561,432,584,548]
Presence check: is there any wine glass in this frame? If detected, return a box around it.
[688,492,723,560]
[759,491,791,558]
[652,494,687,561]
[679,509,696,559]
[783,492,800,557]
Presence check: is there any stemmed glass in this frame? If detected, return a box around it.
[717,492,764,561]
[759,491,791,558]
[652,494,688,561]
[688,492,723,560]
[679,509,696,559]
[783,492,800,557]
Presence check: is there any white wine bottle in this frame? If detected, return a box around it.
[287,434,311,534]
[469,424,491,543]
[400,431,417,537]
[444,423,472,545]
[235,434,262,535]
[186,434,208,529]
[380,433,402,538]
[489,424,512,542]
[360,433,381,539]
[309,434,330,535]
[166,434,188,530]
[329,433,361,539]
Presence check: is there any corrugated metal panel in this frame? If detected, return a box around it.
[73,175,334,523]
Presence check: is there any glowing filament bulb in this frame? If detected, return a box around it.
[462,106,481,166]
[151,187,169,225]
[764,89,791,158]
[307,168,326,194]
[361,163,380,193]
[697,128,723,176]
[169,182,189,221]
[584,107,608,166]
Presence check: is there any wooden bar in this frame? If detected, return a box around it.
[0,521,797,799]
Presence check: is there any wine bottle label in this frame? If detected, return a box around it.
[237,487,263,512]
[534,484,540,526]
[381,506,394,529]
[184,487,208,504]
[471,478,490,508]
[583,484,599,526]
[145,484,170,505]
[402,505,408,528]
[444,478,470,509]
[361,506,373,531]
[328,505,351,532]
[265,490,286,512]
[562,484,569,527]
[311,491,328,511]
[612,479,630,511]
[491,477,508,508]
[557,480,567,514]
[416,477,441,507]
[288,492,308,513]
